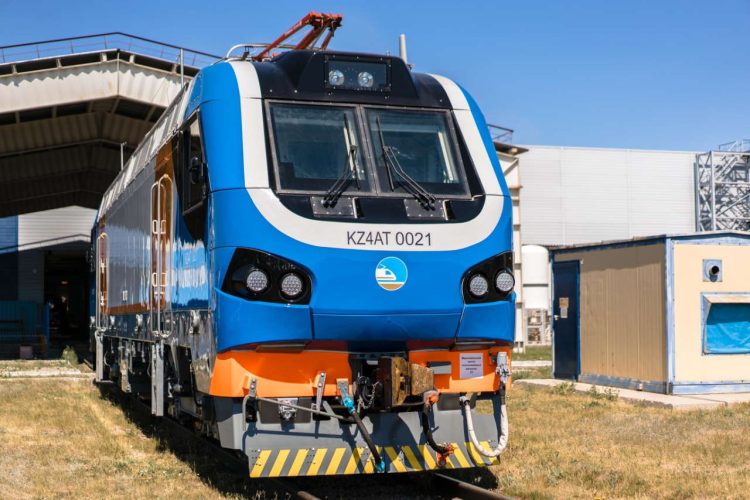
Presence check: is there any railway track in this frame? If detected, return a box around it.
[97,382,511,499]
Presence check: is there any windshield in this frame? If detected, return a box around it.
[367,109,468,197]
[269,103,369,193]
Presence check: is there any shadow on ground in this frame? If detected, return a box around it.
[98,386,500,499]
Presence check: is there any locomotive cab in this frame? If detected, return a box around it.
[200,50,515,475]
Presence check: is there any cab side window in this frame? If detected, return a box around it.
[180,116,207,239]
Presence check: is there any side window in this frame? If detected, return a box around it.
[179,116,207,239]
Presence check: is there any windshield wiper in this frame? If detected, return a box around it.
[375,117,437,210]
[322,114,360,208]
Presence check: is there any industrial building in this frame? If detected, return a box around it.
[550,232,750,394]
[0,34,217,353]
[514,143,750,348]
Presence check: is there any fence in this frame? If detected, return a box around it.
[0,301,50,358]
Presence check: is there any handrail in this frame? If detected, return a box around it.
[717,139,750,153]
[488,124,514,144]
[0,32,221,67]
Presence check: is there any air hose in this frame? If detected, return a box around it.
[459,382,509,458]
[341,394,387,473]
[420,391,454,465]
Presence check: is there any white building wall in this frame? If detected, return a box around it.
[519,146,696,246]
[17,206,96,249]
[499,151,525,346]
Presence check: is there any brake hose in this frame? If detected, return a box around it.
[420,391,454,464]
[341,394,387,473]
[459,382,509,458]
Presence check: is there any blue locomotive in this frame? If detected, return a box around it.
[92,36,514,476]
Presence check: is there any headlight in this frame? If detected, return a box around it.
[245,268,269,293]
[495,270,515,293]
[462,251,513,304]
[280,273,304,298]
[468,274,489,297]
[328,69,345,86]
[358,71,374,88]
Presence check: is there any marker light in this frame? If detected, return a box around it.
[495,271,515,293]
[280,273,304,298]
[358,71,374,88]
[468,274,489,298]
[245,268,269,293]
[328,69,345,86]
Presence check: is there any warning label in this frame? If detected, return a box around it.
[459,353,484,379]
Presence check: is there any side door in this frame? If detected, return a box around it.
[96,232,108,330]
[552,260,580,379]
[94,230,108,381]
[150,145,174,338]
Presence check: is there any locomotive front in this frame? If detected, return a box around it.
[198,50,515,476]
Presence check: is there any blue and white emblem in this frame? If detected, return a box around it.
[375,257,408,291]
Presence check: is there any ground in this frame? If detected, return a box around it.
[1,355,749,499]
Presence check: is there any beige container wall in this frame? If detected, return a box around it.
[673,243,750,382]
[557,243,667,383]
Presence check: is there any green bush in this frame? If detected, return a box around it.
[61,346,79,366]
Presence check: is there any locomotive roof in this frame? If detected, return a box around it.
[97,50,454,218]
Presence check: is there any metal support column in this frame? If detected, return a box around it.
[151,341,165,416]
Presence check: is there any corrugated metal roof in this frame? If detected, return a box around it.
[550,230,750,253]
[0,47,198,217]
[0,109,152,156]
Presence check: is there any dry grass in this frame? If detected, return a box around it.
[0,378,435,499]
[513,345,552,362]
[0,359,77,373]
[479,385,750,499]
[0,379,253,499]
[1,375,749,499]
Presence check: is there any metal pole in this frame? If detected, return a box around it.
[179,48,184,87]
[399,34,408,64]
[120,142,126,171]
[710,151,717,231]
[694,155,701,231]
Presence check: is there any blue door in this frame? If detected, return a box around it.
[552,260,579,379]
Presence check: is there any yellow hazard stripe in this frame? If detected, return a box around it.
[325,448,347,475]
[384,447,407,472]
[306,448,327,476]
[481,441,502,465]
[402,445,423,471]
[250,442,486,477]
[418,444,438,469]
[451,443,471,468]
[288,449,309,476]
[465,441,486,466]
[363,450,376,474]
[268,449,291,477]
[344,447,364,474]
[249,449,272,478]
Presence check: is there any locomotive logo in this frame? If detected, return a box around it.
[375,257,408,291]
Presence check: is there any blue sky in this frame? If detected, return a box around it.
[2,0,748,151]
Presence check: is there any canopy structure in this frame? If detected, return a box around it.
[0,33,219,217]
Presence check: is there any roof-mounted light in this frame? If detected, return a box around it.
[325,59,390,92]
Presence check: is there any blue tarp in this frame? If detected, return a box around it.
[704,303,750,354]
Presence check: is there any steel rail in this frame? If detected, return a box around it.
[430,472,515,500]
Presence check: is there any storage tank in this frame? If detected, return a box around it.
[522,245,550,309]
[521,245,551,344]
